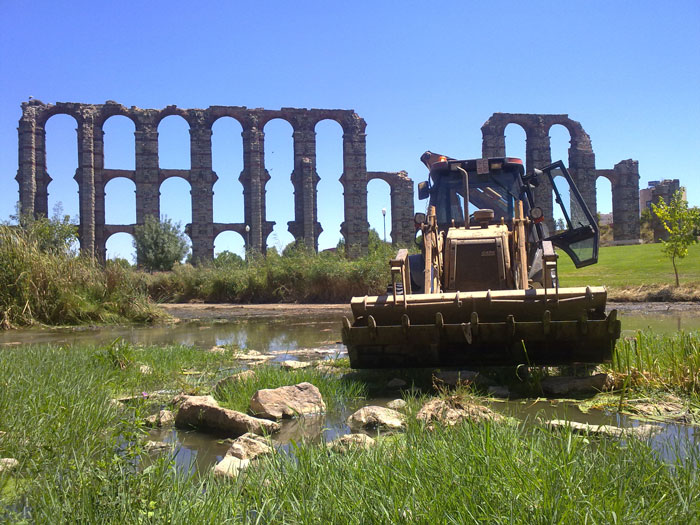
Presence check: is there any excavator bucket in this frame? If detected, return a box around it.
[342,287,621,368]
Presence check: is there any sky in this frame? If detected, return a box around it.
[1,1,698,260]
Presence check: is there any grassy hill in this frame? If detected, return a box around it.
[557,242,700,299]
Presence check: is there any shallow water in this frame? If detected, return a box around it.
[1,306,699,350]
[2,306,699,474]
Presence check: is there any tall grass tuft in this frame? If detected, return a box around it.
[611,330,700,396]
[0,224,162,326]
[146,241,402,304]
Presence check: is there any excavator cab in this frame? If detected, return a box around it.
[341,152,621,369]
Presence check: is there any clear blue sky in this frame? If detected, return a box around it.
[1,1,698,260]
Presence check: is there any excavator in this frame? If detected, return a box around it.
[341,152,621,368]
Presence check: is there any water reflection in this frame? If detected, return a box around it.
[1,307,698,350]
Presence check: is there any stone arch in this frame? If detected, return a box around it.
[102,114,135,170]
[315,118,344,250]
[158,114,191,169]
[17,101,399,260]
[104,230,136,263]
[367,171,414,245]
[211,116,244,224]
[104,177,136,225]
[503,123,527,163]
[159,175,192,229]
[44,112,80,221]
[366,176,391,242]
[213,229,246,258]
[262,117,294,251]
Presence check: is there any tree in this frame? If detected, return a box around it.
[651,190,700,286]
[132,216,189,271]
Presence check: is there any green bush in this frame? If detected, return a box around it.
[0,223,161,327]
[133,216,189,272]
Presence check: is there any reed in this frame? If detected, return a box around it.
[0,225,162,327]
[610,330,700,397]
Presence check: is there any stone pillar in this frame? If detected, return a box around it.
[134,116,160,225]
[16,116,38,216]
[390,172,414,245]
[568,132,597,226]
[189,114,216,261]
[340,114,369,257]
[290,117,320,250]
[526,126,554,233]
[33,124,50,218]
[76,111,97,256]
[611,160,640,243]
[481,124,506,158]
[240,115,267,252]
[94,125,106,260]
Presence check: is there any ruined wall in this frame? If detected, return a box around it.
[16,100,414,260]
[481,113,640,243]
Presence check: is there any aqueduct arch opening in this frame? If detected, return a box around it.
[17,100,414,261]
[481,113,639,243]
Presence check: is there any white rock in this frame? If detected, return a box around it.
[281,360,312,370]
[546,419,659,439]
[0,458,19,472]
[213,455,250,479]
[228,433,273,460]
[386,399,407,410]
[347,406,405,430]
[327,433,375,452]
[416,398,503,426]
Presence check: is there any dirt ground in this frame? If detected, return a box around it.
[159,301,700,321]
[159,303,353,320]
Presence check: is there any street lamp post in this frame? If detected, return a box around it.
[382,208,387,243]
[245,224,250,255]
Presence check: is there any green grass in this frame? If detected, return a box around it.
[0,224,163,327]
[558,242,700,288]
[1,337,699,522]
[609,330,700,397]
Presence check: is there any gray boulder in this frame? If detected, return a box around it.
[145,409,175,428]
[327,433,375,453]
[227,432,273,460]
[250,382,326,420]
[347,406,405,430]
[416,398,504,427]
[176,395,280,436]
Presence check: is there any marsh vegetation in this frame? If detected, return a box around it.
[1,330,699,523]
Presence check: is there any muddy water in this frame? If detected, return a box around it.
[2,304,699,473]
[1,303,699,350]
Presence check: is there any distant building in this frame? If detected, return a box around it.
[639,179,685,215]
[639,180,687,241]
[598,212,613,226]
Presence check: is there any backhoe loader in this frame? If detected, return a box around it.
[341,152,621,368]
